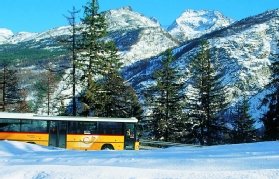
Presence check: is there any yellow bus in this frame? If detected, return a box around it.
[0,112,139,150]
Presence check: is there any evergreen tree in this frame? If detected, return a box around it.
[34,62,58,115]
[64,6,81,116]
[185,40,228,145]
[17,88,31,113]
[261,41,279,140]
[78,0,142,119]
[146,49,183,142]
[0,61,22,112]
[48,7,82,116]
[78,0,108,116]
[95,42,142,118]
[231,96,256,143]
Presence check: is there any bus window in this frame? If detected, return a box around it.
[98,122,123,135]
[0,119,20,132]
[21,120,47,133]
[68,121,97,134]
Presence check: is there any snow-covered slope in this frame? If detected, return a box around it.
[0,28,13,44]
[6,31,38,44]
[124,8,279,121]
[1,7,179,67]
[104,7,179,65]
[168,9,233,42]
[1,26,71,45]
[0,140,278,179]
[105,6,160,31]
[0,7,180,115]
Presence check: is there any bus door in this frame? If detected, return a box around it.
[124,123,136,150]
[49,121,67,148]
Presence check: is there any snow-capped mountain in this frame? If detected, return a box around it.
[6,32,38,44]
[168,10,233,42]
[1,7,278,122]
[1,7,178,67]
[0,28,14,43]
[124,8,279,121]
[0,26,72,45]
[105,6,160,31]
[104,7,179,65]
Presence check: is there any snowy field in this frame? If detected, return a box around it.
[0,141,278,179]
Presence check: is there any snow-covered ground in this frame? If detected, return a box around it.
[0,141,278,179]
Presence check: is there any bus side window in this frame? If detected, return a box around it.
[68,121,97,134]
[98,122,123,135]
[0,123,9,132]
[0,119,20,132]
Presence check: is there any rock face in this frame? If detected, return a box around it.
[167,9,233,42]
[104,7,179,65]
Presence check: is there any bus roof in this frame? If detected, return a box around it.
[0,112,138,123]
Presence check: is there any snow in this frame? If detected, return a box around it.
[0,28,14,44]
[0,140,278,179]
[120,28,178,65]
[7,32,38,44]
[168,10,233,42]
[104,7,178,66]
[105,6,160,32]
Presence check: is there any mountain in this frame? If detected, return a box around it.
[0,7,179,68]
[0,28,13,44]
[0,7,181,114]
[104,7,179,65]
[0,8,232,67]
[167,9,233,42]
[6,32,38,44]
[0,7,278,122]
[123,8,279,121]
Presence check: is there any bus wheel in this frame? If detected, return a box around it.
[101,144,114,150]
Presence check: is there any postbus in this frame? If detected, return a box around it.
[0,112,139,150]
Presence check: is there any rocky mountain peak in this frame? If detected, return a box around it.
[167,9,233,42]
[0,28,14,44]
[104,6,160,32]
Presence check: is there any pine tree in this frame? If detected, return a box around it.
[34,62,58,115]
[185,40,228,145]
[94,41,141,118]
[261,41,279,140]
[65,6,81,116]
[78,0,108,116]
[44,7,82,116]
[0,61,22,112]
[17,88,31,113]
[231,96,256,143]
[78,0,107,83]
[78,0,142,119]
[99,71,142,118]
[145,49,183,142]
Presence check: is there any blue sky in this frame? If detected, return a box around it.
[1,0,278,33]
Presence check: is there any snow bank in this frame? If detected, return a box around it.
[0,140,278,179]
